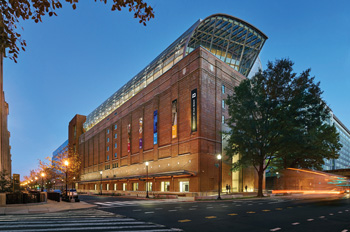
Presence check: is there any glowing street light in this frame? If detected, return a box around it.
[145,162,149,198]
[64,160,69,198]
[41,172,45,192]
[217,154,222,200]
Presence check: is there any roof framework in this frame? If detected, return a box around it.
[83,14,267,131]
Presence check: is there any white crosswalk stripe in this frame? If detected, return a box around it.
[94,200,185,208]
[0,209,182,232]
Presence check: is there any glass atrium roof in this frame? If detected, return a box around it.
[83,14,267,131]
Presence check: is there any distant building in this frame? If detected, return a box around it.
[72,14,268,194]
[323,112,350,170]
[0,53,11,176]
[52,140,68,165]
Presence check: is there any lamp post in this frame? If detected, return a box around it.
[41,173,45,192]
[35,177,38,191]
[217,154,222,200]
[64,160,69,198]
[100,171,103,195]
[145,162,149,198]
[72,177,76,189]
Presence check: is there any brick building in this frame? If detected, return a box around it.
[74,14,267,195]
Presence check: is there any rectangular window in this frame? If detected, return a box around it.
[222,85,225,94]
[146,182,153,191]
[94,184,97,190]
[114,183,117,191]
[222,115,225,124]
[107,146,109,152]
[107,129,110,134]
[107,138,110,143]
[114,153,117,158]
[123,183,127,191]
[114,124,117,130]
[106,184,110,191]
[180,181,189,192]
[222,99,225,109]
[114,133,117,139]
[107,155,109,161]
[133,183,139,191]
[161,181,170,192]
[114,143,117,148]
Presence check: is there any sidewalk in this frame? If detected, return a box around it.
[0,200,97,215]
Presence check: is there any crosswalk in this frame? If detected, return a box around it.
[94,200,183,208]
[0,209,182,231]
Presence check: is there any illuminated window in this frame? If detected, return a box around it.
[123,183,127,191]
[180,181,189,192]
[146,182,153,191]
[133,183,139,191]
[94,184,97,190]
[114,183,117,190]
[222,85,225,94]
[161,181,170,192]
[106,184,110,191]
[222,100,225,109]
[222,115,225,124]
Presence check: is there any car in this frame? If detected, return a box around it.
[63,189,78,199]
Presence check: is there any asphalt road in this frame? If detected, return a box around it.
[80,194,350,232]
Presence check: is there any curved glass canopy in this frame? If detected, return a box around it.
[83,14,267,131]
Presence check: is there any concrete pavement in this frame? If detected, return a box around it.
[0,199,97,215]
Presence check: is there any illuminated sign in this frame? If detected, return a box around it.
[191,89,197,132]
[139,117,143,149]
[172,99,177,138]
[153,110,158,144]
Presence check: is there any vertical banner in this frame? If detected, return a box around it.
[172,99,178,138]
[139,117,143,149]
[127,124,131,153]
[153,110,158,145]
[191,89,197,132]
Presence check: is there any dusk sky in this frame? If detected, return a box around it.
[3,0,350,179]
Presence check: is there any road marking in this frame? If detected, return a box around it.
[338,211,343,213]
[236,205,242,206]
[206,207,213,209]
[307,219,314,221]
[287,207,293,209]
[292,222,300,225]
[246,211,255,214]
[189,208,197,210]
[205,216,217,219]
[155,208,163,210]
[133,209,141,212]
[191,205,198,207]
[341,230,348,232]
[329,213,334,215]
[262,209,270,212]
[275,208,283,210]
[168,210,177,212]
[248,204,253,205]
[270,228,281,231]
[259,203,263,205]
[228,213,238,216]
[175,207,182,209]
[145,211,154,214]
[222,206,228,208]
[345,210,349,212]
[178,219,191,223]
[319,216,325,218]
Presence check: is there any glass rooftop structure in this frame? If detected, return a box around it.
[84,14,268,131]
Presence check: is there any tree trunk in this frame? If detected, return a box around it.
[257,169,264,197]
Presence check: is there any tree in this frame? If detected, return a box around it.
[0,170,12,192]
[0,0,154,62]
[224,59,341,197]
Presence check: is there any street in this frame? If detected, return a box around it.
[80,194,350,232]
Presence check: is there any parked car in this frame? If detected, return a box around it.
[62,189,78,199]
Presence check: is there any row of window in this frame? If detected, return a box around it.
[93,181,189,192]
[106,124,118,134]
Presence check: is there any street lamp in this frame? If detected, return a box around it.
[41,173,45,192]
[73,177,76,189]
[217,154,222,200]
[64,160,69,198]
[145,162,149,198]
[100,171,103,195]
[35,177,38,191]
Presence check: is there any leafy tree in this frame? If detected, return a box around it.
[0,170,12,192]
[224,59,341,197]
[0,0,154,62]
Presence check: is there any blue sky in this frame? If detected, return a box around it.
[3,0,350,179]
